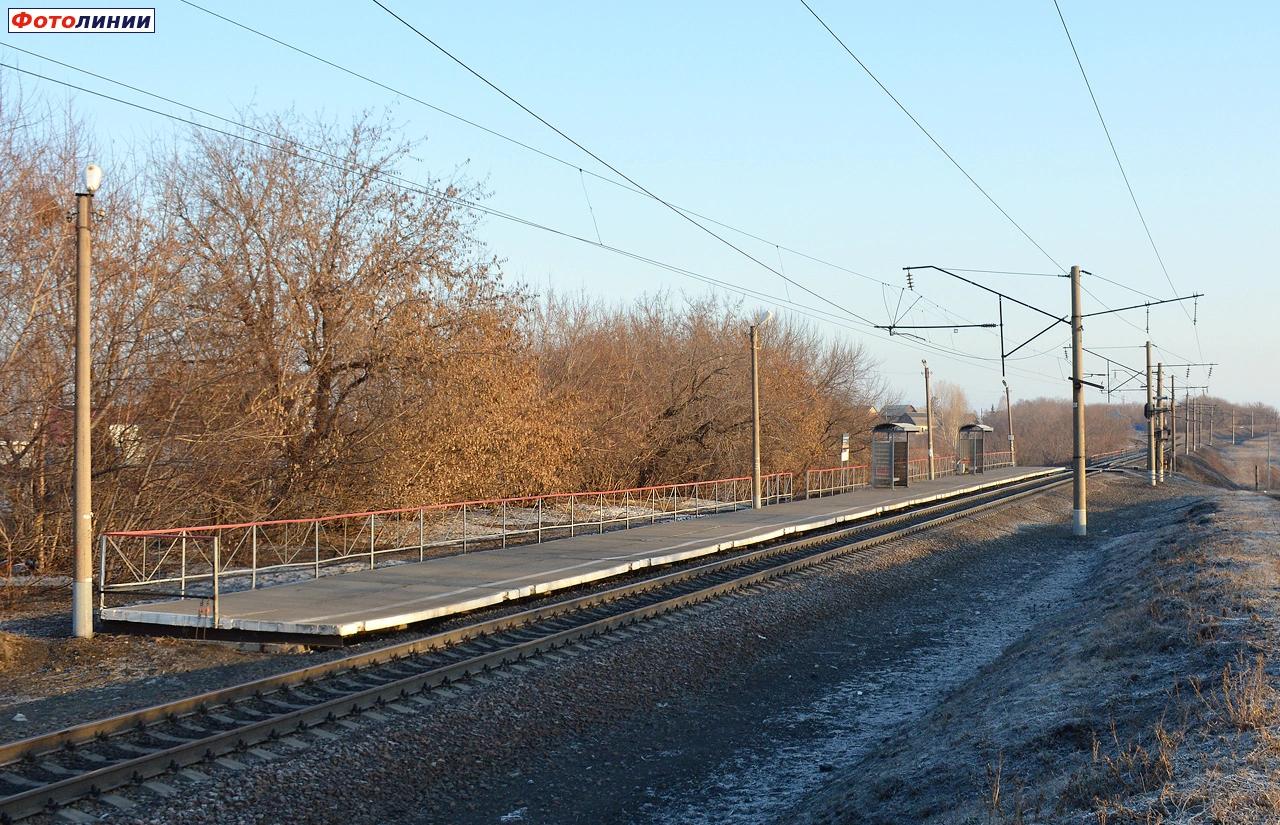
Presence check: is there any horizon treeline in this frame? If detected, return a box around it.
[2,95,1274,574]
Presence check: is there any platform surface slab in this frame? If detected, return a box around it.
[101,466,1062,637]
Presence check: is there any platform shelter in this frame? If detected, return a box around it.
[958,423,993,474]
[871,421,921,488]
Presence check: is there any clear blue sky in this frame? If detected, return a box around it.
[4,1,1277,409]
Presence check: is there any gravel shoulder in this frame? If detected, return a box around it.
[52,471,1214,825]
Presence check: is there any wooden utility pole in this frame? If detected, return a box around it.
[923,360,935,481]
[1170,373,1177,473]
[1071,266,1086,537]
[73,165,101,639]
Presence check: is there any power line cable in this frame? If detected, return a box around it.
[147,9,1008,349]
[173,2,918,311]
[799,0,1065,272]
[2,38,974,343]
[366,0,877,329]
[0,57,1067,390]
[1049,0,1202,357]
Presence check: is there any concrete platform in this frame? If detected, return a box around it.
[100,466,1063,641]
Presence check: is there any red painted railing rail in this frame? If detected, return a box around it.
[97,472,795,617]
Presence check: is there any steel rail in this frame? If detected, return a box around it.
[0,460,1135,822]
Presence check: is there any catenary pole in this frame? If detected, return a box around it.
[1145,341,1156,487]
[1071,266,1087,537]
[1155,363,1165,483]
[998,299,1016,467]
[923,360,935,480]
[1183,390,1191,455]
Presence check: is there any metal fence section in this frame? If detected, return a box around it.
[906,454,957,481]
[98,472,794,614]
[983,450,1015,470]
[804,464,869,499]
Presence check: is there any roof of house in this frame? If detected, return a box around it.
[879,404,918,419]
[894,410,930,429]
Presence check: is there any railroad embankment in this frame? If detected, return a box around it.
[799,449,1280,824]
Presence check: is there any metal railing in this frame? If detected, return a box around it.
[907,455,957,481]
[983,450,1015,470]
[804,464,869,499]
[98,472,794,615]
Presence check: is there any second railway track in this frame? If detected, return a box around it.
[0,458,1136,823]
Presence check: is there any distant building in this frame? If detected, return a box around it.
[879,403,929,431]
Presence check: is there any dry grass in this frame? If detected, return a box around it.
[984,751,1039,825]
[1060,723,1180,813]
[1219,654,1279,732]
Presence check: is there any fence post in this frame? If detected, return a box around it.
[180,533,188,597]
[314,522,320,579]
[369,513,375,569]
[569,497,574,537]
[418,509,426,562]
[537,498,543,544]
[625,492,631,529]
[250,527,257,590]
[463,504,468,553]
[211,533,221,629]
[502,501,508,549]
[651,489,656,523]
[599,493,604,534]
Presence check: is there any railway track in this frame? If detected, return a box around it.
[0,458,1136,822]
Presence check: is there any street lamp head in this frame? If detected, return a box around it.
[81,163,102,195]
[752,309,773,327]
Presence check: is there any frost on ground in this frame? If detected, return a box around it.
[798,454,1280,823]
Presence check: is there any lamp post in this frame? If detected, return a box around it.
[749,310,772,509]
[73,163,101,639]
